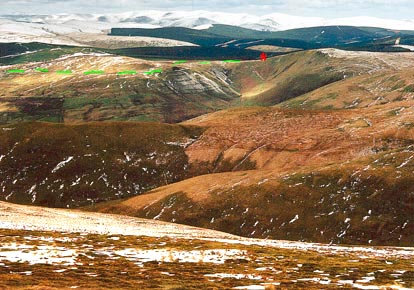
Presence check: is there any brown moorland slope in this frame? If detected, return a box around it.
[279,50,414,110]
[230,49,414,106]
[95,98,414,246]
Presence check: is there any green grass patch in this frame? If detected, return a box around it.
[35,67,49,73]
[223,60,241,63]
[173,60,187,65]
[0,45,103,65]
[56,70,72,75]
[116,70,137,75]
[403,84,414,93]
[6,69,25,74]
[143,69,163,75]
[83,70,105,75]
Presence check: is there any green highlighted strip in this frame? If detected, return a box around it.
[199,61,211,65]
[56,70,72,75]
[84,70,104,75]
[223,60,241,63]
[173,60,187,65]
[117,70,137,75]
[35,68,49,73]
[7,69,25,74]
[144,69,163,75]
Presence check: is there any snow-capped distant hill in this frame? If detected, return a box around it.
[2,10,414,32]
[1,11,414,45]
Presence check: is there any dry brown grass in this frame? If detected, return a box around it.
[1,229,413,290]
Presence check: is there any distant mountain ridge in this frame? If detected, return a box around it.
[110,25,414,51]
[2,11,414,49]
[2,10,414,34]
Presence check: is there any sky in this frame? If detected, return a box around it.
[2,0,414,20]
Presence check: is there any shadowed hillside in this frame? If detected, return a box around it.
[0,122,203,207]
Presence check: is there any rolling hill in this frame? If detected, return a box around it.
[110,25,414,51]
[3,48,413,124]
[0,51,243,123]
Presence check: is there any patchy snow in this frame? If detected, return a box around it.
[165,138,196,148]
[206,273,262,279]
[397,155,413,168]
[55,52,110,61]
[233,286,265,290]
[0,200,414,273]
[115,248,247,264]
[215,39,238,47]
[52,157,74,173]
[204,237,414,260]
[289,214,299,224]
[258,179,268,185]
[0,243,77,265]
[124,152,131,162]
[393,45,414,51]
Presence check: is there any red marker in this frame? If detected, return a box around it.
[260,52,267,61]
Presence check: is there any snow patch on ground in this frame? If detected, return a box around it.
[115,248,248,264]
[52,156,74,173]
[0,243,76,265]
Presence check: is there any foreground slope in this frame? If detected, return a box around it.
[0,201,413,289]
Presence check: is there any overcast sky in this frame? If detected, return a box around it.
[2,0,414,19]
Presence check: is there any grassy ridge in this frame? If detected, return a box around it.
[105,46,282,60]
[0,42,283,66]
